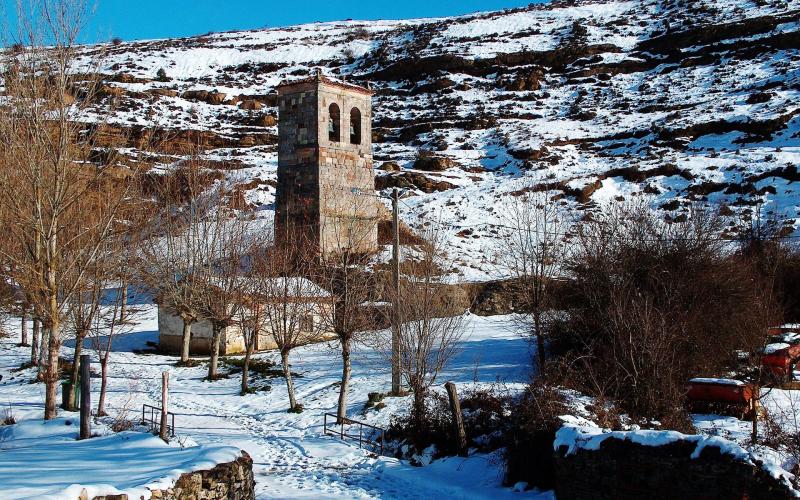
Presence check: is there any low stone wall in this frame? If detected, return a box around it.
[554,428,796,500]
[90,452,255,500]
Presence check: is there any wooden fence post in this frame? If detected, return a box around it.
[79,354,91,440]
[444,381,467,456]
[160,371,169,441]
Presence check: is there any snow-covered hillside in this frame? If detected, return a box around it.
[74,0,800,279]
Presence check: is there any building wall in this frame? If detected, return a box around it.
[275,77,378,255]
[316,86,378,254]
[157,305,239,355]
[158,303,335,356]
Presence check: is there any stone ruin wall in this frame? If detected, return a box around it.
[554,436,796,500]
[88,451,255,500]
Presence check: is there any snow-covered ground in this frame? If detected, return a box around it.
[0,417,241,499]
[0,305,548,499]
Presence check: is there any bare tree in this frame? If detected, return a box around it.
[64,262,105,410]
[235,297,263,395]
[389,229,466,431]
[88,263,140,417]
[309,197,380,422]
[139,162,217,364]
[0,0,134,419]
[192,202,253,381]
[500,184,572,371]
[256,248,322,412]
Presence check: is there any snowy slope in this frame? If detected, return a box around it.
[71,0,800,279]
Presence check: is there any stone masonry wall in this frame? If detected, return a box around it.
[89,452,255,500]
[275,76,378,255]
[554,437,796,500]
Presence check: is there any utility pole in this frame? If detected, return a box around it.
[391,188,402,395]
[160,371,170,441]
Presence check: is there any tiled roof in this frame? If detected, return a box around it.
[276,72,374,96]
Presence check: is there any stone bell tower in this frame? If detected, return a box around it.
[274,71,378,255]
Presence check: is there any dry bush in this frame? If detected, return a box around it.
[504,379,572,489]
[554,202,776,423]
[386,387,514,460]
[1,405,16,426]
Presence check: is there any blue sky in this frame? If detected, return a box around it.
[2,0,541,43]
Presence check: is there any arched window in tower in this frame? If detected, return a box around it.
[328,103,340,142]
[350,107,361,145]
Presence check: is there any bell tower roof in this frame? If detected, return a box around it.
[276,72,374,96]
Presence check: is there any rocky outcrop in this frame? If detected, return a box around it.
[467,279,526,316]
[91,123,277,154]
[181,90,228,105]
[413,153,456,172]
[501,68,544,92]
[376,172,456,193]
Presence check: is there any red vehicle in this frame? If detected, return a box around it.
[761,328,800,382]
[687,378,757,419]
[768,325,800,336]
[762,343,800,380]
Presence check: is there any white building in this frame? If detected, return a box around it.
[157,277,335,355]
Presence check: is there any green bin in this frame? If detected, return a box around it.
[60,378,80,410]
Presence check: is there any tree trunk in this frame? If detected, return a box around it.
[180,319,192,363]
[44,324,60,420]
[38,326,51,380]
[534,312,546,372]
[241,335,255,395]
[208,323,222,380]
[282,350,298,411]
[31,318,40,366]
[119,284,128,323]
[20,308,29,346]
[67,330,86,411]
[412,382,427,432]
[336,340,352,422]
[97,357,108,416]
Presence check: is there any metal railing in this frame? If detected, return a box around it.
[323,413,385,455]
[141,404,176,437]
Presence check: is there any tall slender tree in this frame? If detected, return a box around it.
[0,0,135,419]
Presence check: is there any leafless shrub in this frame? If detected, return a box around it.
[499,182,573,371]
[109,378,140,433]
[504,378,572,489]
[390,228,466,432]
[555,201,775,422]
[1,405,16,426]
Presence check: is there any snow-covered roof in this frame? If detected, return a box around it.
[199,275,330,299]
[764,342,792,355]
[688,378,747,387]
[259,276,331,298]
